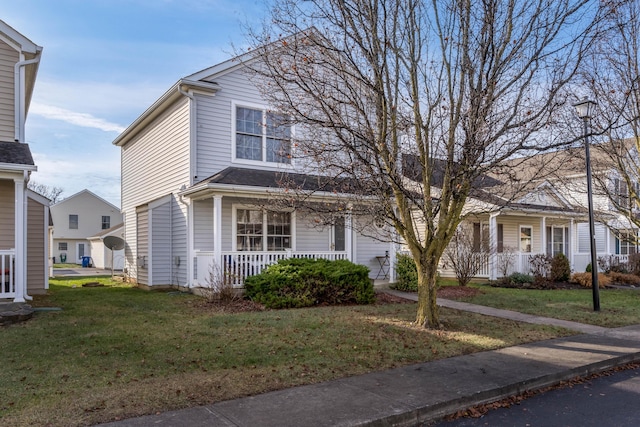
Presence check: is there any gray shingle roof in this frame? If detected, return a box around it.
[0,141,35,166]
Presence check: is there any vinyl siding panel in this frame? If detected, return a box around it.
[296,215,331,252]
[193,198,213,251]
[195,69,317,180]
[0,180,14,248]
[0,40,17,141]
[121,97,191,213]
[354,218,389,278]
[136,206,149,285]
[151,201,171,285]
[26,197,45,293]
[171,196,187,286]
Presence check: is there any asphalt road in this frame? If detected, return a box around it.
[432,366,640,427]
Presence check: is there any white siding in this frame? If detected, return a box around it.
[151,201,171,285]
[136,206,149,285]
[296,215,331,252]
[354,218,390,278]
[193,198,214,251]
[172,196,188,286]
[121,98,191,212]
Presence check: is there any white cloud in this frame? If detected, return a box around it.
[30,103,125,133]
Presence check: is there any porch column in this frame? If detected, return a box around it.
[569,218,575,271]
[213,195,222,270]
[13,178,25,303]
[489,213,498,281]
[540,216,546,255]
[345,208,353,261]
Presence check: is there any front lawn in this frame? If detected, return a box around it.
[457,283,640,328]
[0,277,569,426]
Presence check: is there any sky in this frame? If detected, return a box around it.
[4,0,271,207]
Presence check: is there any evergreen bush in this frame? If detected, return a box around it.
[244,258,374,309]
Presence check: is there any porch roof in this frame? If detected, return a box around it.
[183,167,364,198]
[0,141,36,170]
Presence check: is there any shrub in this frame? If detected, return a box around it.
[586,263,592,273]
[569,272,611,288]
[608,271,640,286]
[392,253,418,291]
[244,258,374,309]
[508,272,535,284]
[529,254,551,284]
[628,253,640,275]
[550,253,571,282]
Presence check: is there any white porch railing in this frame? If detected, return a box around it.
[1,249,15,299]
[194,250,349,287]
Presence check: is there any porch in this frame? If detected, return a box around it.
[470,252,629,279]
[194,250,349,287]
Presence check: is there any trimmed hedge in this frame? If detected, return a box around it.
[244,258,374,309]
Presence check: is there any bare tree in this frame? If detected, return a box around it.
[580,1,640,239]
[246,0,605,328]
[444,224,487,287]
[27,181,63,203]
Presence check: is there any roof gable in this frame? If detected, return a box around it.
[52,189,119,211]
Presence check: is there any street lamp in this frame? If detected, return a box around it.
[573,97,600,312]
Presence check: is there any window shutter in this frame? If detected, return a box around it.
[497,224,504,253]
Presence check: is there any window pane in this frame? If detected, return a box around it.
[266,211,291,250]
[237,209,263,251]
[236,107,262,135]
[266,112,291,164]
[520,227,532,253]
[102,215,110,230]
[236,134,262,160]
[69,214,78,229]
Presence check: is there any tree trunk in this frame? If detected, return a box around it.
[415,256,440,328]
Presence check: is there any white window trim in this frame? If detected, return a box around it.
[231,204,296,251]
[231,100,295,168]
[520,225,533,253]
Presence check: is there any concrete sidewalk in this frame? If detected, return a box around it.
[98,292,640,427]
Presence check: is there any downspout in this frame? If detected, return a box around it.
[23,170,32,301]
[14,56,41,142]
[178,84,196,288]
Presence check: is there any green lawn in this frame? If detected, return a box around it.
[0,277,569,426]
[458,283,640,328]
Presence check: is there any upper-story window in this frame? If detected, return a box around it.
[69,214,78,230]
[102,216,110,230]
[613,178,640,210]
[235,106,291,164]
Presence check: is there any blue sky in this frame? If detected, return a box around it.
[4,0,270,207]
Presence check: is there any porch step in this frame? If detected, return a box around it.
[0,302,34,326]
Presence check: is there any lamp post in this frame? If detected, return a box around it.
[573,97,600,312]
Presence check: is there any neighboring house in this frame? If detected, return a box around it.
[87,223,125,270]
[113,53,394,290]
[418,141,640,280]
[0,20,49,302]
[50,189,123,265]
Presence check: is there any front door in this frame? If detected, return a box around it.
[76,243,85,264]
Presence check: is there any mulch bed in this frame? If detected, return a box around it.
[437,286,482,298]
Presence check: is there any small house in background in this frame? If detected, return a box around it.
[0,19,47,302]
[87,223,124,270]
[50,189,122,265]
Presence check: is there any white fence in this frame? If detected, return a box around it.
[194,251,349,287]
[1,249,15,299]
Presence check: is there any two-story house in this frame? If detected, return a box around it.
[0,20,49,302]
[113,53,394,290]
[50,189,123,265]
[426,140,640,280]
